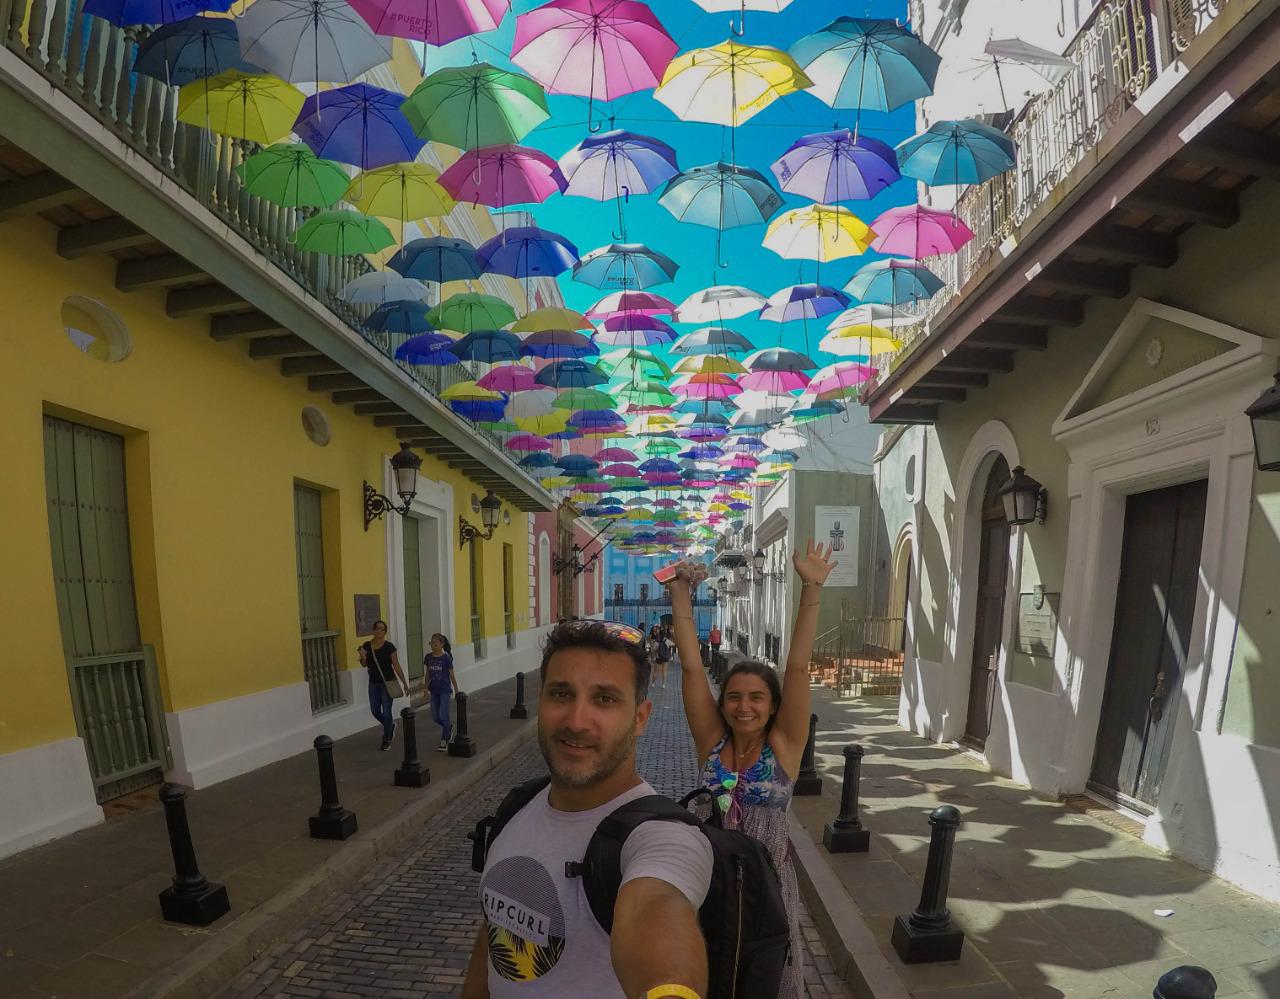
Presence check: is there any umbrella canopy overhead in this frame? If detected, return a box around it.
[759,283,851,322]
[896,118,1017,186]
[347,0,506,43]
[573,243,680,290]
[438,144,567,206]
[426,292,517,332]
[401,64,549,148]
[844,259,944,305]
[294,83,424,168]
[655,41,812,127]
[763,204,876,262]
[388,237,483,283]
[659,163,784,230]
[790,17,940,111]
[235,143,348,207]
[770,130,900,202]
[559,130,680,200]
[476,226,579,278]
[177,70,304,143]
[870,205,975,258]
[674,286,766,323]
[236,0,391,84]
[134,15,251,85]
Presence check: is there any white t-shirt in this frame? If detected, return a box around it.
[480,780,714,997]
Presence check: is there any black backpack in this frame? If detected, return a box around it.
[468,777,792,999]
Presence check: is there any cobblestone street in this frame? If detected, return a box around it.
[220,667,850,998]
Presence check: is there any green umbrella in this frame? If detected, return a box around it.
[599,348,673,381]
[292,209,395,255]
[642,438,682,455]
[426,293,518,333]
[236,143,350,208]
[612,380,676,407]
[478,420,520,433]
[553,387,616,410]
[401,63,549,148]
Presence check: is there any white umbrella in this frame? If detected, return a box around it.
[341,270,428,305]
[730,391,793,424]
[826,303,922,332]
[674,285,767,323]
[930,37,1073,118]
[237,0,392,85]
[506,389,558,421]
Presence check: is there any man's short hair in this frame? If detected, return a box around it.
[540,620,652,702]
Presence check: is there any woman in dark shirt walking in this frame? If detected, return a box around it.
[358,620,411,751]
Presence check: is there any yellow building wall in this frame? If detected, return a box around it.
[0,215,531,756]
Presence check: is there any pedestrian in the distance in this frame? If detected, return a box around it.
[425,633,459,752]
[708,624,721,657]
[358,620,412,751]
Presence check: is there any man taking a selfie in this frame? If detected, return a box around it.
[462,620,712,999]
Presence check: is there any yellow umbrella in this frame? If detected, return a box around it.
[345,164,455,222]
[441,381,502,402]
[510,307,592,332]
[673,354,748,375]
[655,41,812,127]
[515,411,571,435]
[177,70,304,144]
[764,205,876,262]
[818,326,902,356]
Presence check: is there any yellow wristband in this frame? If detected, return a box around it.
[638,988,701,999]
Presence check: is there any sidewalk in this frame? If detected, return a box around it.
[789,689,1280,999]
[0,675,535,999]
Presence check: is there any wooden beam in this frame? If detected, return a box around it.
[1128,177,1239,228]
[1071,225,1178,267]
[993,296,1083,327]
[308,373,365,391]
[354,402,410,416]
[248,335,319,359]
[210,311,288,340]
[935,347,1015,373]
[280,355,345,375]
[968,322,1049,351]
[1033,259,1130,298]
[57,216,150,258]
[166,284,248,318]
[116,254,206,292]
[876,404,938,425]
[1179,123,1280,179]
[332,388,386,404]
[916,370,989,388]
[0,171,80,220]
[902,385,966,403]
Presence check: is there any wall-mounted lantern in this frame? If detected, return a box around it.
[1246,373,1280,472]
[364,442,422,531]
[996,465,1048,526]
[459,489,502,548]
[752,548,766,586]
[553,543,599,576]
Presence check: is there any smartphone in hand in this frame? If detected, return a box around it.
[653,564,679,585]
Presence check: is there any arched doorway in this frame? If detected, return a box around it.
[889,532,913,652]
[963,455,1011,750]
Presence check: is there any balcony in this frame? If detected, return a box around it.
[0,0,556,508]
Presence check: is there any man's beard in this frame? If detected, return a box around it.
[538,722,637,789]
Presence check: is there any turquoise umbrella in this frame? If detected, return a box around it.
[895,118,1017,186]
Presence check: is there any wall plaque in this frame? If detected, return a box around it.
[354,594,382,636]
[1015,590,1059,658]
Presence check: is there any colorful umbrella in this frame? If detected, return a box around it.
[401,64,549,148]
[554,388,616,410]
[133,15,249,84]
[770,129,900,202]
[294,83,425,169]
[744,346,817,371]
[509,433,553,452]
[476,227,579,278]
[345,164,455,222]
[177,70,304,143]
[236,0,391,84]
[739,370,810,392]
[790,17,939,112]
[690,0,793,35]
[341,270,429,304]
[818,326,901,357]
[452,329,523,363]
[235,143,348,207]
[395,331,460,364]
[613,381,677,409]
[763,204,876,262]
[292,209,395,255]
[479,366,540,392]
[659,162,783,263]
[438,144,566,207]
[593,314,677,347]
[598,347,672,381]
[827,303,921,332]
[559,130,680,201]
[844,259,944,305]
[573,243,679,290]
[674,285,765,323]
[366,300,434,334]
[389,237,483,284]
[809,361,876,395]
[536,359,608,389]
[895,118,1017,186]
[86,0,231,25]
[348,0,506,44]
[520,330,599,359]
[585,291,675,319]
[759,284,850,322]
[672,355,747,375]
[510,307,592,332]
[869,205,974,258]
[655,41,811,128]
[426,292,517,332]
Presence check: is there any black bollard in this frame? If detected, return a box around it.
[510,671,529,720]
[394,706,430,788]
[794,713,824,795]
[892,805,965,963]
[448,690,478,757]
[157,784,230,926]
[823,744,870,853]
[1154,966,1217,999]
[308,735,358,840]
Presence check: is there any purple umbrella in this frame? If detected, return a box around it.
[294,83,423,169]
[438,144,566,207]
[347,0,505,43]
[770,129,900,202]
[85,0,232,25]
[395,331,460,364]
[559,129,680,201]
[759,283,851,322]
[476,226,579,278]
[593,313,677,347]
[520,329,599,359]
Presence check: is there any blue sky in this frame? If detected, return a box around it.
[427,0,916,362]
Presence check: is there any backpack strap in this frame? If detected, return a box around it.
[467,775,550,873]
[566,795,702,934]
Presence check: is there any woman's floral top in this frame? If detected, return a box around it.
[699,733,794,817]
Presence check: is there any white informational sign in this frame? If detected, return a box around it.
[813,505,859,587]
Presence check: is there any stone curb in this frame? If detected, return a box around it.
[789,812,911,999]
[127,719,538,999]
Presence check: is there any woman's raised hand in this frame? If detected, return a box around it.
[793,538,837,586]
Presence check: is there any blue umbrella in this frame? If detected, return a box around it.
[535,359,608,389]
[559,129,680,201]
[519,452,555,469]
[770,130,900,203]
[639,458,680,473]
[573,243,679,290]
[389,237,482,283]
[845,259,944,305]
[477,226,579,278]
[895,119,1017,186]
[367,300,434,334]
[133,16,249,84]
[520,329,598,360]
[569,410,627,433]
[394,332,459,365]
[451,400,507,422]
[759,284,851,322]
[672,397,737,417]
[659,162,784,266]
[790,17,939,112]
[556,454,600,472]
[85,0,231,25]
[744,347,818,371]
[452,329,522,363]
[294,83,424,169]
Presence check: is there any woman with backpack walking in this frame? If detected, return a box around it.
[664,539,836,999]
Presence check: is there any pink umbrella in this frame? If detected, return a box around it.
[577,481,613,492]
[585,290,676,319]
[674,381,742,400]
[511,0,677,128]
[508,432,552,451]
[870,205,975,258]
[739,370,811,393]
[347,0,505,43]
[478,365,539,392]
[439,144,567,207]
[721,454,759,469]
[602,463,641,476]
[810,361,876,395]
[595,446,637,461]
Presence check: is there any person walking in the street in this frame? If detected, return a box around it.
[424,633,459,752]
[652,624,673,688]
[664,540,836,999]
[462,620,713,999]
[358,620,412,751]
[708,625,721,658]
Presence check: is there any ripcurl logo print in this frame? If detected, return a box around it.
[481,856,567,981]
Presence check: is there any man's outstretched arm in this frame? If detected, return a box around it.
[611,876,707,998]
[461,926,490,999]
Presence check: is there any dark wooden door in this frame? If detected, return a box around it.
[1090,480,1207,808]
[964,456,1011,749]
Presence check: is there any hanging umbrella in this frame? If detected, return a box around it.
[509,433,553,452]
[292,209,395,255]
[870,205,974,258]
[366,300,434,334]
[536,360,608,390]
[674,377,743,401]
[511,307,592,332]
[789,17,940,112]
[585,291,675,319]
[672,354,746,375]
[133,15,249,85]
[614,380,677,409]
[895,118,1017,186]
[593,314,677,347]
[506,389,558,420]
[452,329,523,363]
[401,64,549,148]
[86,0,232,25]
[520,329,598,359]
[744,346,817,371]
[660,162,783,263]
[389,237,483,284]
[235,143,349,207]
[554,388,616,410]
[426,292,517,332]
[770,129,900,202]
[479,364,540,393]
[395,331,460,363]
[573,243,679,290]
[932,37,1073,118]
[596,446,638,461]
[438,144,566,207]
[177,70,304,143]
[601,463,642,478]
[844,259,944,305]
[674,285,765,322]
[597,347,672,381]
[476,227,579,278]
[294,83,424,169]
[236,0,390,84]
[759,284,850,322]
[739,370,810,392]
[348,0,506,43]
[442,380,504,402]
[559,130,680,201]
[341,270,429,304]
[763,204,875,262]
[818,326,901,357]
[345,164,455,222]
[511,0,678,130]
[690,0,793,35]
[655,41,811,127]
[827,303,921,332]
[809,361,876,395]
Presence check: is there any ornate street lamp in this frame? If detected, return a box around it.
[996,465,1047,526]
[459,489,502,548]
[1246,372,1280,472]
[363,442,422,531]
[752,548,766,586]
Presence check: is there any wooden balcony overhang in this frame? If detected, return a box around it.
[865,0,1280,426]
